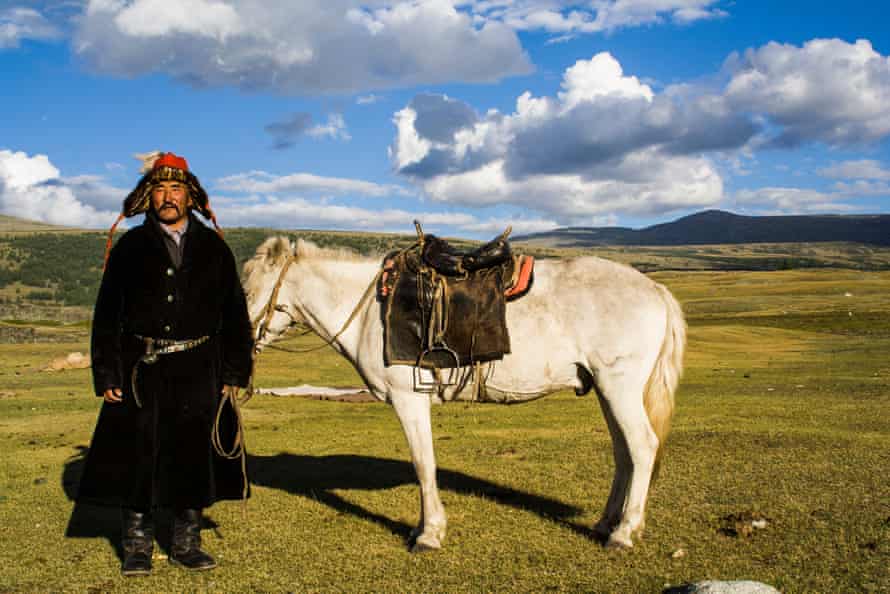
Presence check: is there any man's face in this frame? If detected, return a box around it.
[151,180,190,226]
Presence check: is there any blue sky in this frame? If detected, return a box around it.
[1,1,889,237]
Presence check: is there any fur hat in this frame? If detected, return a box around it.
[103,151,222,269]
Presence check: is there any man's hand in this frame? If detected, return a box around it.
[103,387,123,403]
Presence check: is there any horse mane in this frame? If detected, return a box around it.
[293,238,367,263]
[242,236,292,299]
[242,235,369,299]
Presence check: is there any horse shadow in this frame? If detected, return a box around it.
[248,452,597,542]
[62,448,599,553]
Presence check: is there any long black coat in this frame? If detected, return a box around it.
[78,212,254,510]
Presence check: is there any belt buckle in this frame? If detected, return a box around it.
[142,337,159,365]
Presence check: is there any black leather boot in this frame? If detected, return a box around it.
[120,508,154,577]
[169,509,217,571]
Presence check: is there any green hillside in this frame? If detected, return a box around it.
[2,215,890,317]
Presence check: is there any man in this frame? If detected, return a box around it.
[78,152,254,576]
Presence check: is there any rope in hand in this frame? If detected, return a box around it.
[211,385,249,513]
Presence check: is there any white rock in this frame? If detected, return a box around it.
[258,384,368,397]
[670,581,781,594]
[670,547,687,559]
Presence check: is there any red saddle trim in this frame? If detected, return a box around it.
[505,255,534,299]
[379,258,396,298]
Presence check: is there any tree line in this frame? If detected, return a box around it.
[0,227,418,307]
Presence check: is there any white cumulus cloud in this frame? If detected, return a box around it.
[113,0,242,39]
[307,113,352,141]
[818,159,890,180]
[466,0,727,35]
[391,52,733,222]
[69,1,738,94]
[0,150,122,227]
[215,170,413,197]
[725,38,890,146]
[733,187,856,214]
[74,0,533,94]
[211,196,480,233]
[392,39,890,222]
[0,7,61,48]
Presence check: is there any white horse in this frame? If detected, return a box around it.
[242,236,685,550]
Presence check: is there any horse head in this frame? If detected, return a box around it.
[242,235,302,353]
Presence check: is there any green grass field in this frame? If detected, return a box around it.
[1,269,888,593]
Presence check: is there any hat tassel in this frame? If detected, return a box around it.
[103,213,125,271]
[206,202,224,238]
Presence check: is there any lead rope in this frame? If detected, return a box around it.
[226,266,384,510]
[211,385,249,515]
[211,253,298,515]
[261,269,383,356]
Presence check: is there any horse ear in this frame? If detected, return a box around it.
[256,236,291,266]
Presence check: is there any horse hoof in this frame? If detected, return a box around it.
[605,533,634,549]
[409,531,443,553]
[410,540,441,553]
[593,521,612,539]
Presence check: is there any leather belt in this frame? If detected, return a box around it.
[130,334,210,408]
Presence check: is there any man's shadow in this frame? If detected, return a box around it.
[62,447,220,560]
[64,447,597,553]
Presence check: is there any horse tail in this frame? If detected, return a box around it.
[643,283,686,481]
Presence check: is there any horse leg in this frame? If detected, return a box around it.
[389,390,447,552]
[595,369,659,548]
[593,390,631,541]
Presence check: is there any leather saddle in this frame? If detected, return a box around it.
[420,228,513,276]
[380,223,534,374]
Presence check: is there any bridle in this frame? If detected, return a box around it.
[249,251,383,360]
[251,253,298,350]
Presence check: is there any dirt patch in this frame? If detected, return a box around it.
[258,385,377,403]
[43,352,91,371]
[307,391,377,403]
[718,510,771,538]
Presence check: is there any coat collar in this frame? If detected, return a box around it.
[143,210,206,270]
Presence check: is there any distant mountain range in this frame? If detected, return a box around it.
[3,210,889,246]
[514,210,890,247]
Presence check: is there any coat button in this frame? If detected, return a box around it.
[163,325,171,333]
[166,294,174,303]
[166,267,174,277]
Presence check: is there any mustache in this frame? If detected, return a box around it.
[160,203,180,210]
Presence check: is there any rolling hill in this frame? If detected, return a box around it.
[514,210,890,247]
[0,214,77,233]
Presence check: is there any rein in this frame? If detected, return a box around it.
[246,252,384,395]
[252,253,298,347]
[257,269,382,355]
